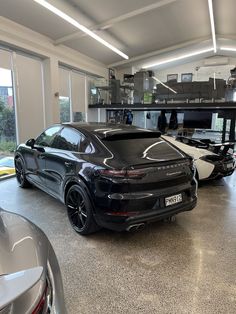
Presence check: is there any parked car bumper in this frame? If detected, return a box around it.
[95,197,197,231]
[204,159,235,180]
[94,182,197,231]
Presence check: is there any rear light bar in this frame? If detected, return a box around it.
[98,161,192,179]
[98,169,146,179]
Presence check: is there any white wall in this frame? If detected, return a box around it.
[0,17,108,142]
[115,67,134,82]
[154,57,236,82]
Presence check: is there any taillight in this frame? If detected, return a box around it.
[98,169,146,179]
[32,284,47,314]
[32,274,52,314]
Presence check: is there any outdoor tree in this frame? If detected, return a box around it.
[0,97,16,140]
[59,97,70,123]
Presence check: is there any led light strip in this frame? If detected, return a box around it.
[143,48,214,68]
[208,0,217,53]
[153,76,177,94]
[220,47,236,52]
[33,0,129,60]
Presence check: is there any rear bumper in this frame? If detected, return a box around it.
[205,160,235,180]
[94,189,197,232]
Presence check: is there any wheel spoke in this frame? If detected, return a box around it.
[67,204,76,210]
[69,192,76,204]
[15,160,24,183]
[78,213,84,225]
[67,188,88,230]
[80,200,85,208]
[68,194,77,207]
[81,210,87,218]
[70,210,79,217]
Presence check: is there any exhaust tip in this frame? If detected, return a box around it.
[126,223,146,232]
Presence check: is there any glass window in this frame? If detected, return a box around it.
[80,137,92,153]
[102,136,169,159]
[52,128,81,151]
[0,67,16,155]
[59,96,71,123]
[35,126,61,147]
[52,127,92,153]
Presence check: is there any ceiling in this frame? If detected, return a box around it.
[0,0,236,69]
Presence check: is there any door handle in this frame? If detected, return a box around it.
[65,162,72,167]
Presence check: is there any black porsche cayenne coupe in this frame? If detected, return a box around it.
[15,123,197,234]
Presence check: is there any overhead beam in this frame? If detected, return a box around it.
[54,0,178,45]
[108,36,211,68]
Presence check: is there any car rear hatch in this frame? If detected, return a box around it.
[95,132,196,217]
[98,132,195,195]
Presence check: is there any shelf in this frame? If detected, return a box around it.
[88,102,236,111]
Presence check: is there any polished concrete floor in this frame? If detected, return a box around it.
[1,175,236,314]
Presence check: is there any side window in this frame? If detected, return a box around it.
[35,126,61,147]
[80,137,92,153]
[52,128,81,151]
[52,127,93,153]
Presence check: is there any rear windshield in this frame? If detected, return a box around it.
[103,137,184,162]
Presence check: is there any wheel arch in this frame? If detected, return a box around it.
[63,175,93,205]
[14,153,25,165]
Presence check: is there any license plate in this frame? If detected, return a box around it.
[227,163,233,169]
[165,193,182,207]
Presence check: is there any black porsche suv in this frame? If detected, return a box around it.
[15,123,197,234]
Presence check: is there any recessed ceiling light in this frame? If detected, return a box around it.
[208,0,217,53]
[143,48,214,69]
[33,0,129,60]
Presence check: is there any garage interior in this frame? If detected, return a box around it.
[0,1,236,313]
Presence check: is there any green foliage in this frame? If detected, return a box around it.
[0,97,16,137]
[0,97,16,153]
[59,97,70,123]
[0,141,16,153]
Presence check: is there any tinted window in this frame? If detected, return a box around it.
[52,128,80,151]
[52,127,92,152]
[103,137,183,161]
[35,126,61,147]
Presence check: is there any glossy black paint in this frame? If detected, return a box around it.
[15,123,197,232]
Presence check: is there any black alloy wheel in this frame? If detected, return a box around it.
[15,158,31,188]
[66,185,99,235]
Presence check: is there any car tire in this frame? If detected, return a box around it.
[15,157,31,188]
[66,184,100,235]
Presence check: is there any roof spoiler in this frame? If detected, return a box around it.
[101,131,162,140]
[0,266,43,310]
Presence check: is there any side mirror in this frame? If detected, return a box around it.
[25,138,35,148]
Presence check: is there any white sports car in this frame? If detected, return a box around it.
[162,135,235,181]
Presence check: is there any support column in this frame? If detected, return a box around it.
[42,56,60,127]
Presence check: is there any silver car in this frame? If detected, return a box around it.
[0,208,66,314]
